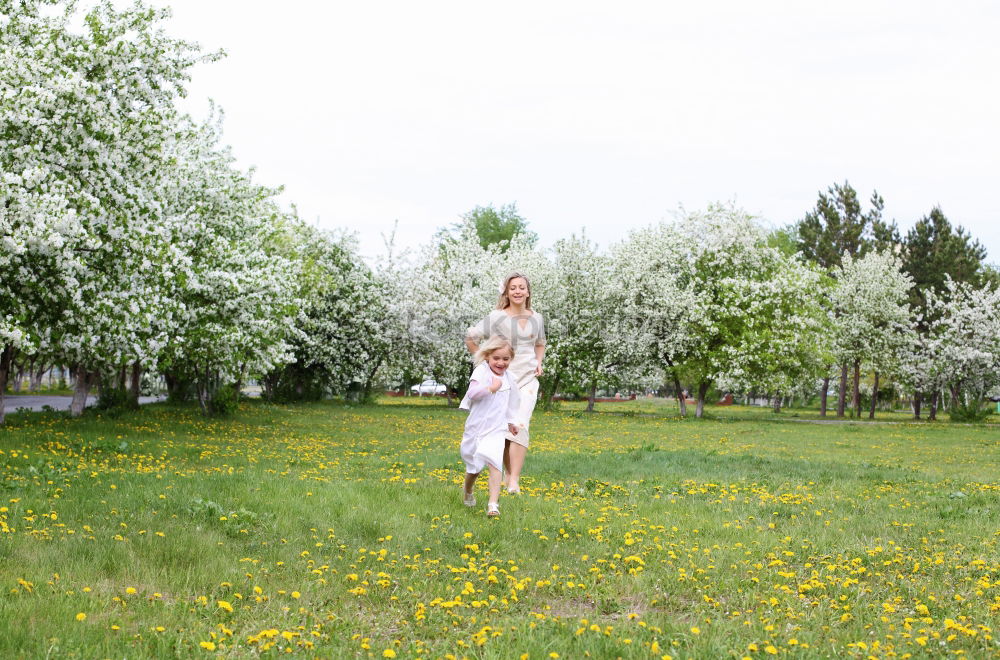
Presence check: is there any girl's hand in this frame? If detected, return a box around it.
[507,423,519,435]
[489,376,502,393]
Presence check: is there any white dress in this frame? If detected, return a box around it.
[458,362,521,474]
[466,309,545,447]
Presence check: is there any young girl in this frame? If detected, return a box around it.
[458,336,521,517]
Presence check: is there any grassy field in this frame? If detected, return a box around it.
[1,399,998,658]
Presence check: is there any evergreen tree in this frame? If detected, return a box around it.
[903,207,987,317]
[796,181,883,270]
[900,207,988,419]
[796,181,886,416]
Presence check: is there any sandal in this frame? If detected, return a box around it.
[486,502,500,518]
[505,484,520,495]
[463,489,476,507]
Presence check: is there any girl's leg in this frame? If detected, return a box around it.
[487,464,502,507]
[502,441,512,486]
[505,442,527,492]
[464,471,479,496]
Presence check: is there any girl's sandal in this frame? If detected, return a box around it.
[463,489,476,507]
[486,503,500,518]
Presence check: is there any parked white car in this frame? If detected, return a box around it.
[411,380,447,395]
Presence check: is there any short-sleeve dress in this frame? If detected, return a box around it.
[466,309,546,448]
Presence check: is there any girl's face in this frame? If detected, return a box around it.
[506,277,529,306]
[487,348,513,374]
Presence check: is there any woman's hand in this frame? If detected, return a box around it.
[535,364,543,377]
[507,423,519,435]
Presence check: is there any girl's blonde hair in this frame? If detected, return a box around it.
[475,335,513,363]
[496,271,533,310]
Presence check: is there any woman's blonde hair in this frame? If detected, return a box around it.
[496,271,532,310]
[475,335,513,363]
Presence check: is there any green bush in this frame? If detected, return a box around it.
[95,386,130,415]
[208,384,239,416]
[949,399,993,423]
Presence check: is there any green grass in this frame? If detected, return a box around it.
[4,385,75,396]
[1,400,998,658]
[392,393,998,424]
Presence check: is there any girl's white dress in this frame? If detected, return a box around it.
[458,362,521,474]
[466,309,546,448]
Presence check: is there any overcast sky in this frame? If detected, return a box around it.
[155,0,1000,262]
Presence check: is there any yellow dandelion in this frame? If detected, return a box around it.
[75,612,86,622]
[217,600,233,613]
[383,650,397,658]
[125,587,137,595]
[200,641,216,651]
[690,626,700,635]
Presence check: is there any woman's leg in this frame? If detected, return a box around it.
[504,379,537,492]
[487,464,502,506]
[505,441,527,491]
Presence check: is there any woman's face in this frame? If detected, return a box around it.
[488,348,512,374]
[506,277,529,306]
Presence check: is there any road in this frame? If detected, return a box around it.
[3,394,165,414]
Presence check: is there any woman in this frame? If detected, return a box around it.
[465,272,546,494]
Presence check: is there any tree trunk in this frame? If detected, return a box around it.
[772,393,782,414]
[360,360,382,404]
[836,364,848,417]
[868,371,879,420]
[668,364,687,417]
[0,345,15,425]
[819,376,830,417]
[12,366,23,392]
[949,383,961,411]
[851,360,861,418]
[913,391,922,420]
[543,371,561,411]
[128,361,142,409]
[928,391,938,421]
[586,383,597,413]
[70,366,95,417]
[29,364,46,392]
[695,380,710,418]
[196,365,210,414]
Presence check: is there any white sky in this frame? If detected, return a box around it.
[155,0,1000,262]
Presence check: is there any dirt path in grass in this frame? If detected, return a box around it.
[3,394,165,414]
